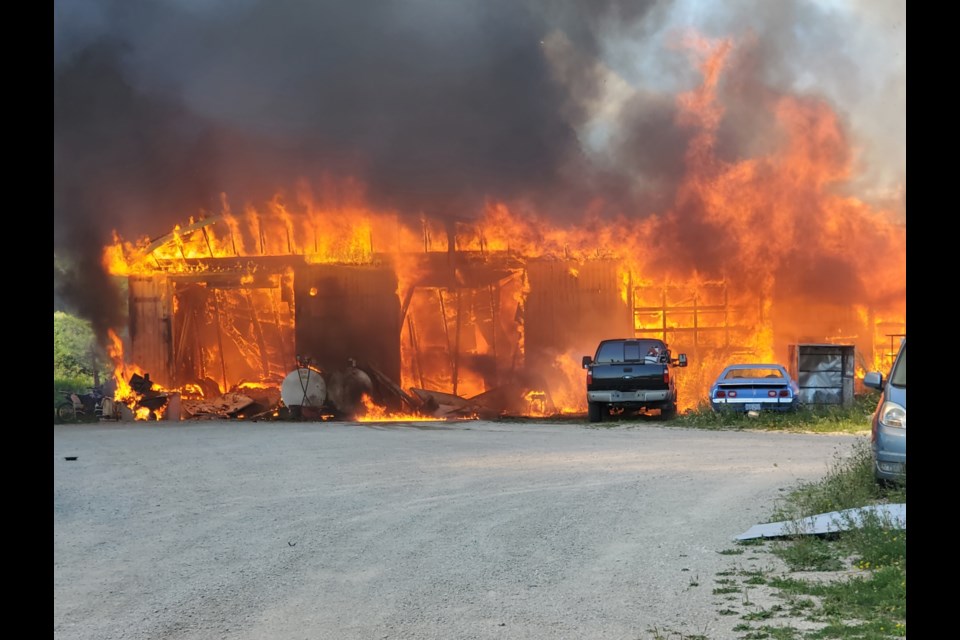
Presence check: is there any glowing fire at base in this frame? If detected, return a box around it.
[524,390,549,417]
[106,329,168,421]
[357,394,443,422]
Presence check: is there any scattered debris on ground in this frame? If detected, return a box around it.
[735,503,906,540]
[108,359,573,423]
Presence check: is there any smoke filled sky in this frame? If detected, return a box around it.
[54,0,905,332]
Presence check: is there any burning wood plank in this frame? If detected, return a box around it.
[408,388,478,418]
[366,364,421,413]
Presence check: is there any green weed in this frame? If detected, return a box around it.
[672,394,878,433]
[770,537,844,572]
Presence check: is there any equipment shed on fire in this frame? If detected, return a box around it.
[110,213,904,419]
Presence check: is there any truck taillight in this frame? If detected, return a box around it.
[587,370,593,385]
[663,370,669,385]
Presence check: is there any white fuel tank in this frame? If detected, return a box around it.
[280,367,327,409]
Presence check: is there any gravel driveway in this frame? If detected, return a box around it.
[54,420,862,640]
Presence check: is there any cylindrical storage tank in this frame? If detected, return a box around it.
[280,367,327,409]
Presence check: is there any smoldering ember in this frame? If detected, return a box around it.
[54,1,906,424]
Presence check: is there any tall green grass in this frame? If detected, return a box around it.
[771,440,905,520]
[755,439,906,638]
[673,393,880,434]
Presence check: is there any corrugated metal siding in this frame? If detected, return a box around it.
[525,259,631,366]
[128,276,173,387]
[294,265,401,383]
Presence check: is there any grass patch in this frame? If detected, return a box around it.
[739,625,802,639]
[673,393,878,434]
[770,568,905,637]
[835,514,907,572]
[647,626,709,639]
[736,538,766,547]
[770,536,844,572]
[748,437,906,638]
[742,608,776,621]
[770,440,904,521]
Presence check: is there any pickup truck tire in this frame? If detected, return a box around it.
[660,402,677,419]
[587,402,603,423]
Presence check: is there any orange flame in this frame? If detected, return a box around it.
[106,329,168,420]
[99,34,904,417]
[357,393,443,422]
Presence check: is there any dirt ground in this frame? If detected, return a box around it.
[54,419,863,640]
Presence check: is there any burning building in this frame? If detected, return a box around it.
[104,210,628,418]
[102,190,904,421]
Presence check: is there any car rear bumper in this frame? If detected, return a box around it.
[588,389,670,404]
[710,399,797,412]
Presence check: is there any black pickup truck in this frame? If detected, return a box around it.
[581,338,688,422]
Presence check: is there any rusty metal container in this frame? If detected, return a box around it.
[787,343,856,406]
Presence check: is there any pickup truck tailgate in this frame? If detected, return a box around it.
[588,366,664,390]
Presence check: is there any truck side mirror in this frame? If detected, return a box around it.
[581,356,593,368]
[677,354,688,367]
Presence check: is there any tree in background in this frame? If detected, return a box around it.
[54,311,108,391]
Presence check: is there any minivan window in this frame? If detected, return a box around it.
[890,344,906,387]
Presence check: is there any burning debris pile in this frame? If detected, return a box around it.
[180,385,280,421]
[175,358,559,423]
[125,373,171,420]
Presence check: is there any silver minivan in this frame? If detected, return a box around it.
[863,338,906,483]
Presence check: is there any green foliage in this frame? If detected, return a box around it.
[54,311,105,380]
[840,522,906,572]
[54,375,92,408]
[770,440,900,521]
